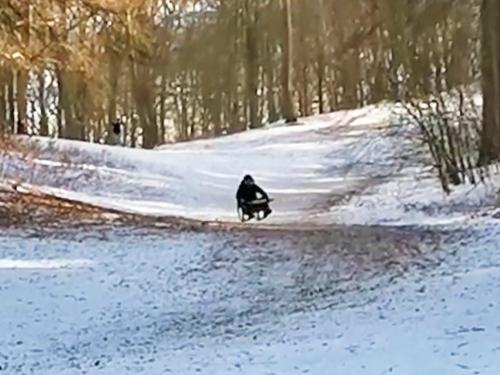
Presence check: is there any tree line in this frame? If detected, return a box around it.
[2,0,499,166]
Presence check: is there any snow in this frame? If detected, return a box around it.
[0,103,410,225]
[2,102,496,227]
[1,220,500,374]
[0,259,92,270]
[1,103,500,374]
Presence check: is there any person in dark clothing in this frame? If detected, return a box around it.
[236,175,272,220]
[109,118,123,146]
[112,120,121,135]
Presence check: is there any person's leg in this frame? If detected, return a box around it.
[241,204,254,220]
[263,203,272,218]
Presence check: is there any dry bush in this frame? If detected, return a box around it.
[401,89,490,193]
[0,134,41,158]
[0,134,43,183]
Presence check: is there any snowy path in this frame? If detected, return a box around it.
[1,221,499,374]
[2,103,498,227]
[0,105,419,225]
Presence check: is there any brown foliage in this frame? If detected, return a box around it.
[0,0,483,149]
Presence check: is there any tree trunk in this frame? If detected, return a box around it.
[280,0,297,123]
[55,2,67,138]
[179,94,188,141]
[130,114,138,148]
[7,70,15,133]
[264,34,278,123]
[16,69,28,134]
[298,7,309,117]
[159,73,167,143]
[123,80,131,146]
[371,37,388,103]
[479,0,500,164]
[131,62,157,148]
[0,71,6,134]
[107,52,120,131]
[245,0,260,129]
[39,72,49,136]
[56,84,63,138]
[315,0,326,114]
[212,89,223,136]
[15,2,29,134]
[58,70,79,139]
[300,64,309,116]
[74,78,88,141]
[317,62,325,114]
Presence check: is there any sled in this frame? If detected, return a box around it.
[237,198,273,223]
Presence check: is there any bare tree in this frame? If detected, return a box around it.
[280,0,297,123]
[243,0,261,129]
[0,0,482,149]
[479,0,500,164]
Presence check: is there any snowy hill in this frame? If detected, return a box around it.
[2,104,500,375]
[2,103,498,226]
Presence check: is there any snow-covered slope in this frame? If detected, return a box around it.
[1,103,498,225]
[1,215,500,374]
[2,103,500,375]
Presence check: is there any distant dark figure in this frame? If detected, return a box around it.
[236,175,272,221]
[112,120,121,135]
[109,118,122,145]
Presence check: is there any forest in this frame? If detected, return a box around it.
[0,0,498,164]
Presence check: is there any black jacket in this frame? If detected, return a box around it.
[112,121,121,135]
[236,182,269,204]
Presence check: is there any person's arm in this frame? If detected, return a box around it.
[254,184,269,200]
[236,185,244,203]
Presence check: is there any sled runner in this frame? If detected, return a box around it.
[237,198,273,222]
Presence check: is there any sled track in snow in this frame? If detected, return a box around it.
[0,181,319,234]
[6,180,448,238]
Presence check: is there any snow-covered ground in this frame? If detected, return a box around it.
[0,105,390,224]
[3,103,497,226]
[1,104,500,374]
[1,220,499,374]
